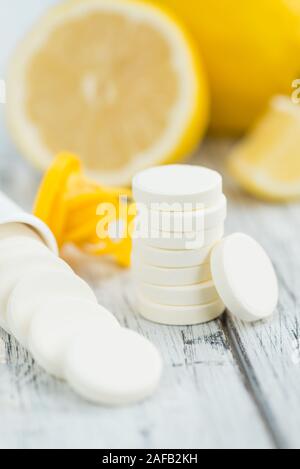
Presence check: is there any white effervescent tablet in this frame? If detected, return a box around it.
[65,328,162,405]
[211,233,279,322]
[0,223,42,242]
[0,252,71,332]
[7,268,97,346]
[138,280,219,306]
[132,258,211,286]
[29,298,119,379]
[137,195,227,233]
[0,236,50,265]
[137,295,225,325]
[133,165,222,209]
[140,224,224,250]
[133,240,215,268]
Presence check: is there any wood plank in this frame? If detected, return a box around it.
[200,140,300,449]
[225,194,300,449]
[0,270,273,448]
[0,140,276,449]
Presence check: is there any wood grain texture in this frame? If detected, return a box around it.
[200,140,300,449]
[0,139,298,448]
[0,271,272,449]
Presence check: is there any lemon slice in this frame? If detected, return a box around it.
[229,96,300,202]
[7,0,208,186]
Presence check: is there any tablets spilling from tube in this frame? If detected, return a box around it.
[132,165,279,326]
[0,161,280,405]
[0,193,162,405]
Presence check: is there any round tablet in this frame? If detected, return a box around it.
[0,240,69,272]
[29,298,119,379]
[139,224,224,250]
[65,328,162,405]
[0,253,71,333]
[132,240,215,268]
[138,280,219,306]
[0,236,50,265]
[211,233,279,322]
[137,295,225,325]
[136,195,227,233]
[0,223,42,242]
[7,268,97,346]
[132,258,211,286]
[132,165,222,209]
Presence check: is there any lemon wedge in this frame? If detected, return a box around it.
[7,0,208,186]
[229,96,300,201]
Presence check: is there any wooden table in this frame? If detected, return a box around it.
[0,140,299,449]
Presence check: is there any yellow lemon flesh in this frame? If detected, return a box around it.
[33,152,134,267]
[148,0,300,133]
[229,96,300,202]
[7,0,208,186]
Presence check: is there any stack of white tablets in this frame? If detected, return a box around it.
[132,165,227,325]
[132,165,279,326]
[0,222,162,405]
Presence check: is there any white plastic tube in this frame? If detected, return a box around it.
[0,190,57,253]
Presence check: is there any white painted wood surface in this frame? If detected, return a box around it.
[0,140,299,449]
[0,0,299,450]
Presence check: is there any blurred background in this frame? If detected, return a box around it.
[1,0,300,242]
[0,1,57,208]
[1,1,50,141]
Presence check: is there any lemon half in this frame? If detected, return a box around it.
[7,0,208,185]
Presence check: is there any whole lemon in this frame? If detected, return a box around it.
[146,0,300,133]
